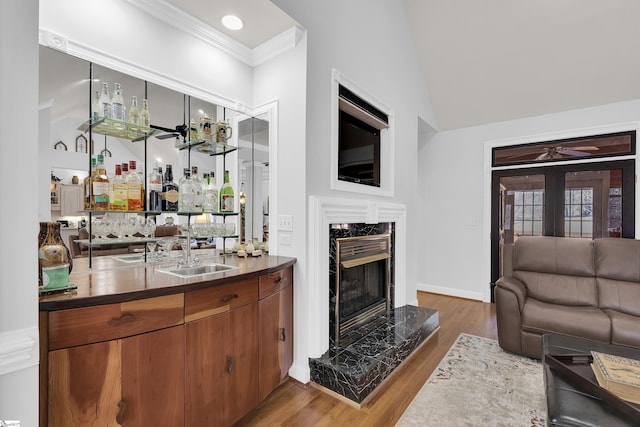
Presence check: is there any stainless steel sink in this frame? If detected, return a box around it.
[158,263,238,278]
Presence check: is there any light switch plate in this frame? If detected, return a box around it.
[278,215,293,231]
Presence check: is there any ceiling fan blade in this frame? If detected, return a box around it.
[535,152,549,160]
[569,146,599,151]
[557,148,591,157]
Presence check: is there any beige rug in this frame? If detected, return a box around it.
[395,333,547,426]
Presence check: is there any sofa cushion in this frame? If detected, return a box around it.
[514,271,598,306]
[594,237,640,282]
[513,236,594,276]
[522,299,610,343]
[602,308,640,348]
[597,278,640,317]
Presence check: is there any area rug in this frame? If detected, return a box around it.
[395,333,547,426]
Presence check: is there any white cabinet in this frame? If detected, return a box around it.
[59,184,83,216]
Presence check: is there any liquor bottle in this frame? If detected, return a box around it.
[128,96,140,125]
[109,164,128,211]
[178,168,195,212]
[121,162,129,182]
[191,166,203,212]
[126,160,144,211]
[83,157,97,210]
[99,82,112,120]
[92,90,101,122]
[111,83,125,121]
[162,164,179,212]
[202,171,219,213]
[91,154,110,210]
[219,170,234,212]
[148,162,163,212]
[140,99,151,127]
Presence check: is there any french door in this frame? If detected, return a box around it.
[490,159,635,297]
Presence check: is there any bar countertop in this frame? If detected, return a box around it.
[39,250,297,311]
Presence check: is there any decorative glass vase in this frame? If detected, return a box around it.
[38,222,72,286]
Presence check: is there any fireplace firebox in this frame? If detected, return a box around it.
[335,234,391,342]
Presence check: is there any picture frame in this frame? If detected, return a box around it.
[75,134,88,153]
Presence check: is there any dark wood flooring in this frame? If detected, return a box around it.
[237,292,497,426]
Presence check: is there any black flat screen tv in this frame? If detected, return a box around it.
[338,111,381,187]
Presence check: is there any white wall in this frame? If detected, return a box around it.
[0,0,40,425]
[273,0,437,311]
[418,99,640,302]
[253,29,308,382]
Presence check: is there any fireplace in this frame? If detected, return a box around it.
[334,233,391,344]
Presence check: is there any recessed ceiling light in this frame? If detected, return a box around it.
[221,15,244,31]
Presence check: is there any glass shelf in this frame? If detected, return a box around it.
[175,138,238,156]
[76,237,158,247]
[78,118,157,142]
[177,211,239,216]
[83,210,163,216]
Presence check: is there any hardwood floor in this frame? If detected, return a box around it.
[237,292,497,426]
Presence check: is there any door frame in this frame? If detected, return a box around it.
[482,122,640,303]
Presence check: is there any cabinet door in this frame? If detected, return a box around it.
[258,284,293,401]
[186,302,259,427]
[121,325,185,426]
[60,184,83,216]
[226,303,259,426]
[48,340,121,427]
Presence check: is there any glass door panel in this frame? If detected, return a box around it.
[562,169,622,238]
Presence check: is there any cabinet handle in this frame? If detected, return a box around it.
[227,356,235,374]
[115,399,127,425]
[221,293,239,303]
[279,327,286,342]
[108,314,135,326]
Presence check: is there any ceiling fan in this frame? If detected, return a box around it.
[535,146,599,160]
[151,124,188,140]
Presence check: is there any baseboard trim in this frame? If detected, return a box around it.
[417,283,485,302]
[0,327,39,376]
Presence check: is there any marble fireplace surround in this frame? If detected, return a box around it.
[307,195,408,358]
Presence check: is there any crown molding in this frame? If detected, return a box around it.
[253,26,305,66]
[123,0,254,66]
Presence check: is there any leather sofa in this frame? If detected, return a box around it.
[495,236,640,358]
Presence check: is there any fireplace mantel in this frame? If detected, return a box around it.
[308,195,407,357]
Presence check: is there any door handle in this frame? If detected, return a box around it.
[227,356,235,374]
[115,399,126,425]
[279,327,286,342]
[222,293,239,303]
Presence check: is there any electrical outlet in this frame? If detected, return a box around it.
[279,233,292,245]
[278,215,293,231]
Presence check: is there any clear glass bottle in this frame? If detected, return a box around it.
[191,166,203,212]
[128,95,140,125]
[92,90,101,122]
[109,164,128,211]
[140,98,151,127]
[126,160,144,211]
[99,82,112,120]
[162,164,179,212]
[203,171,219,213]
[219,170,234,213]
[83,157,97,210]
[111,83,125,122]
[148,162,163,212]
[91,154,110,210]
[178,168,195,212]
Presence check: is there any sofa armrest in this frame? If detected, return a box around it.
[495,276,528,355]
[495,276,527,311]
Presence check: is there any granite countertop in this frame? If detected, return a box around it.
[39,250,296,311]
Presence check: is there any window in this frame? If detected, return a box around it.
[564,188,593,238]
[512,190,544,237]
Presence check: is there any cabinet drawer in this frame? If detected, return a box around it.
[48,293,184,350]
[259,267,293,298]
[185,278,258,322]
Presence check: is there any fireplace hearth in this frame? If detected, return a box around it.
[310,221,440,404]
